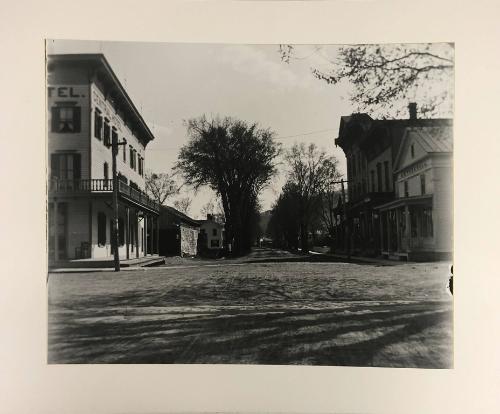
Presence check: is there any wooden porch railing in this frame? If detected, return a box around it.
[49,178,160,212]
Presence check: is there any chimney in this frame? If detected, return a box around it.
[408,102,417,120]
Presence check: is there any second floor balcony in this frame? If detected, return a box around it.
[48,178,160,213]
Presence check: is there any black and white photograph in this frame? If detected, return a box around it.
[46,40,454,367]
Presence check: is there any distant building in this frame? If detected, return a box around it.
[198,214,225,250]
[335,103,452,260]
[158,206,200,257]
[47,54,160,264]
[376,126,453,261]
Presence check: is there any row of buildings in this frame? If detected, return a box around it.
[47,54,224,266]
[48,53,452,265]
[333,104,453,261]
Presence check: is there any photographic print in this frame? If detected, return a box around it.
[47,40,453,367]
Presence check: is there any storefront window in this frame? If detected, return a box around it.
[422,207,433,237]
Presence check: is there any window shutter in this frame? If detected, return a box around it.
[51,107,60,132]
[73,107,81,132]
[73,154,81,179]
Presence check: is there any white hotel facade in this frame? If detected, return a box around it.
[47,54,160,265]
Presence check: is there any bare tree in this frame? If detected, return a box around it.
[200,199,215,219]
[284,143,341,253]
[145,171,178,205]
[280,43,454,117]
[173,197,192,215]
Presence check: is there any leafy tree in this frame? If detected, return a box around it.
[284,143,341,253]
[280,43,454,117]
[176,115,281,255]
[145,171,178,205]
[173,197,192,215]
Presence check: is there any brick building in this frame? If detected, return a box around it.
[47,54,160,265]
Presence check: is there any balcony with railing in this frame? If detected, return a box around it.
[49,178,160,212]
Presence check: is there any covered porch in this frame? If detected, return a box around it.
[376,195,435,261]
[48,178,162,267]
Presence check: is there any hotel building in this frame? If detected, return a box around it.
[47,54,160,265]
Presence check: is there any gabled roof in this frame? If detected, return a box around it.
[411,126,453,152]
[393,125,453,172]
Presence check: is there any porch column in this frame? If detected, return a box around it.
[156,217,160,255]
[379,211,384,252]
[144,214,148,256]
[54,200,59,261]
[387,211,392,254]
[88,200,93,258]
[136,211,140,258]
[395,208,401,252]
[125,207,130,259]
[405,205,411,252]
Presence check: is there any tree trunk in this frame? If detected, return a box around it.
[300,222,308,253]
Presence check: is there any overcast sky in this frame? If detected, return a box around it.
[47,40,362,217]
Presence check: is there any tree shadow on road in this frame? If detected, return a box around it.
[49,300,452,368]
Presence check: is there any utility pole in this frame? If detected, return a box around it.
[111,133,127,272]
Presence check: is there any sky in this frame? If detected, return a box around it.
[46,40,371,217]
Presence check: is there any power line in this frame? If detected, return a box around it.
[274,128,336,140]
[145,127,337,151]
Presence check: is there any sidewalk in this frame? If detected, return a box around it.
[309,249,406,266]
[49,255,165,272]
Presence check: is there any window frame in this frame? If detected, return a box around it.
[103,118,111,147]
[94,108,103,140]
[51,104,81,133]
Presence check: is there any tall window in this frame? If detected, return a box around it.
[404,180,409,197]
[111,127,118,147]
[370,170,375,192]
[97,212,107,246]
[103,162,109,182]
[122,139,127,162]
[384,161,390,191]
[94,108,102,139]
[138,156,144,176]
[103,118,111,146]
[51,105,81,133]
[376,163,382,192]
[411,144,415,158]
[129,146,134,169]
[420,174,426,195]
[50,153,81,179]
[212,228,217,236]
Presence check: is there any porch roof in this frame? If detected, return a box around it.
[375,194,433,211]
